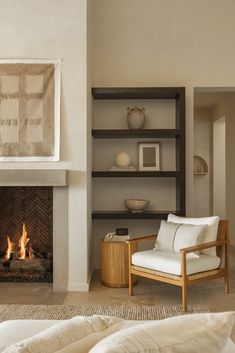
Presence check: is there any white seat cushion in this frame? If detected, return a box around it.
[132,250,221,276]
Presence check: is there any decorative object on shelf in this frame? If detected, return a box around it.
[139,142,160,171]
[116,151,131,167]
[124,199,150,213]
[193,155,208,175]
[111,151,136,171]
[0,59,61,161]
[127,106,145,129]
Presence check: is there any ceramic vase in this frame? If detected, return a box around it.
[127,106,145,129]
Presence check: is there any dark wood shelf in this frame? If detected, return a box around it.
[92,87,185,100]
[92,129,180,138]
[92,171,180,177]
[92,86,186,219]
[92,211,179,220]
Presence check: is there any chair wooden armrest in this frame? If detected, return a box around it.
[180,238,228,290]
[180,239,229,254]
[126,234,157,244]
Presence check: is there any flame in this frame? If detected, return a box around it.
[19,223,31,259]
[5,236,14,259]
[28,245,34,259]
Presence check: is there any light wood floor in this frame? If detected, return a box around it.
[0,247,234,313]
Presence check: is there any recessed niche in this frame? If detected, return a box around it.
[193,155,208,175]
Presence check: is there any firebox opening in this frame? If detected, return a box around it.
[0,186,53,282]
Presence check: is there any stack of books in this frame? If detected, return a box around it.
[104,234,131,242]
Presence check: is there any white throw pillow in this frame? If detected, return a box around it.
[168,214,220,256]
[2,315,123,353]
[155,220,207,255]
[89,312,235,353]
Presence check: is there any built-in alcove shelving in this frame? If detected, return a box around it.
[92,87,186,220]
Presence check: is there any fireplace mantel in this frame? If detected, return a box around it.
[0,169,68,186]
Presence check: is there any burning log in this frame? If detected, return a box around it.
[10,258,46,273]
[0,223,53,282]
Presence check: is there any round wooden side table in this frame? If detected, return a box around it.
[100,240,132,288]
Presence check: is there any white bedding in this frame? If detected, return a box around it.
[0,318,234,353]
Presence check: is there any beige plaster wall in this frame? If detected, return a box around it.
[87,0,94,283]
[0,0,91,290]
[92,0,235,244]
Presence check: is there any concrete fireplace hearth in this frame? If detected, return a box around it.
[0,169,68,292]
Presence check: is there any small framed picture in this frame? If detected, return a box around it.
[139,143,160,171]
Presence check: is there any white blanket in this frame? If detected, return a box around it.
[1,316,122,353]
[0,317,234,353]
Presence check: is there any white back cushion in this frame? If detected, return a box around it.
[89,312,235,353]
[155,220,207,254]
[168,214,220,256]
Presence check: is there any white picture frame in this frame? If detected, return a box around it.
[139,142,160,171]
[0,59,61,161]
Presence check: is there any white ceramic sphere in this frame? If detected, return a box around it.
[116,152,131,167]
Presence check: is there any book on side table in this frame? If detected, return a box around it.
[104,234,131,242]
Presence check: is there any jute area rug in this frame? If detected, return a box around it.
[0,304,209,322]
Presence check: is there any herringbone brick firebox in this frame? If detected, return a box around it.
[0,187,53,282]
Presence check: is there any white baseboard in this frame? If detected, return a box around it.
[67,268,94,292]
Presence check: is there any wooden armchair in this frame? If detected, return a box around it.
[127,220,229,312]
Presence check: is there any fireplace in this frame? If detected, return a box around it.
[0,186,53,282]
[0,169,68,291]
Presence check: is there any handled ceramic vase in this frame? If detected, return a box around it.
[127,106,145,129]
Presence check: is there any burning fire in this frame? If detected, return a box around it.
[5,236,14,260]
[19,223,31,259]
[5,223,32,260]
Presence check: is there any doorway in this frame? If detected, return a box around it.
[193,88,234,218]
[213,117,226,217]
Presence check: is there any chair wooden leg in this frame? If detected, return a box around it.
[224,243,229,294]
[129,271,133,296]
[182,283,187,312]
[181,252,187,312]
[224,273,229,294]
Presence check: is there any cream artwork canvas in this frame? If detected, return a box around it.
[0,59,61,161]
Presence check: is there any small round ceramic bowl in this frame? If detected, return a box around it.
[124,199,149,213]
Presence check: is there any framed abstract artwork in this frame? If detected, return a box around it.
[0,59,61,161]
[138,142,160,171]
